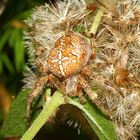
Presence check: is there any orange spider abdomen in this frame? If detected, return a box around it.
[47,32,91,78]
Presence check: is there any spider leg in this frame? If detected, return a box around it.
[78,75,100,105]
[27,76,49,127]
[77,87,86,104]
[35,47,48,56]
[35,47,49,73]
[65,77,85,103]
[36,58,49,73]
[49,74,66,94]
[49,74,75,104]
[78,75,112,118]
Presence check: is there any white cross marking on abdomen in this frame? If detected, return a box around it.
[58,50,65,76]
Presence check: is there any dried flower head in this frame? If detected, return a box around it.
[23,0,140,139]
[87,0,140,139]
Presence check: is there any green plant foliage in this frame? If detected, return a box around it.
[0,21,26,74]
[0,89,118,140]
[0,1,34,75]
[0,90,28,138]
[69,98,118,140]
[21,91,65,140]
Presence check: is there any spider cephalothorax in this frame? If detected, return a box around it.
[26,31,97,125]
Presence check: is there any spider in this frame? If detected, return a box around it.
[27,31,98,125]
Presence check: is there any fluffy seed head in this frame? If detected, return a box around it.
[23,0,140,139]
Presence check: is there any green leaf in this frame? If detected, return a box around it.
[0,56,3,74]
[1,53,15,74]
[1,88,118,140]
[9,28,19,48]
[14,29,25,71]
[69,98,118,140]
[0,29,12,52]
[21,91,65,140]
[0,90,28,138]
[73,25,87,33]
[21,90,118,140]
[16,9,32,19]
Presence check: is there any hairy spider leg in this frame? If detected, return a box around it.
[35,47,48,56]
[27,74,66,126]
[78,75,112,117]
[48,74,66,94]
[76,86,86,104]
[36,58,49,73]
[27,76,49,127]
[34,47,49,73]
[78,75,100,105]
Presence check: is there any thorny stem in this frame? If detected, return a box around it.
[89,6,105,35]
[21,91,65,140]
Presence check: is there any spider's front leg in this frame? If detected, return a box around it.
[35,47,48,56]
[36,59,49,73]
[27,76,49,127]
[35,47,49,73]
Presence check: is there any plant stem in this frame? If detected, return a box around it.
[21,91,64,140]
[89,6,105,35]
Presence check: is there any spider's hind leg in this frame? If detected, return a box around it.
[27,76,49,127]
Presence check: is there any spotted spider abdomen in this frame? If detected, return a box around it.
[47,32,92,78]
